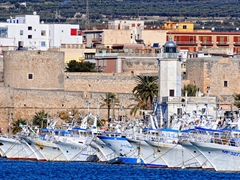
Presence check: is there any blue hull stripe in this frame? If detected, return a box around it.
[98,136,127,141]
[119,157,144,165]
[145,164,168,168]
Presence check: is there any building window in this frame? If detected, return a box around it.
[28,74,33,80]
[41,41,46,47]
[177,108,182,118]
[20,30,23,35]
[169,89,174,96]
[0,27,8,38]
[41,30,46,36]
[224,81,228,87]
[183,25,187,29]
[99,60,103,66]
[85,53,95,59]
[28,26,32,30]
[28,35,32,39]
[104,60,107,67]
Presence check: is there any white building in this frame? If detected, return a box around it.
[0,12,82,53]
[108,20,144,44]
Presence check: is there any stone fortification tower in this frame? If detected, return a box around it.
[3,51,65,90]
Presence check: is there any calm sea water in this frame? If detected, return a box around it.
[0,158,240,180]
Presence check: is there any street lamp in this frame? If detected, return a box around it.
[110,98,115,122]
[86,101,90,115]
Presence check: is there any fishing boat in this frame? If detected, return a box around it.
[145,128,201,168]
[0,135,37,161]
[98,132,144,165]
[191,129,240,171]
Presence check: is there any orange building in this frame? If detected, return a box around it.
[164,21,240,54]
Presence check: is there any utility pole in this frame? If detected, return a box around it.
[157,58,162,128]
[85,0,90,29]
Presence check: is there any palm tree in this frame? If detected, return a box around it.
[128,95,148,118]
[181,84,198,97]
[12,118,27,134]
[32,110,49,128]
[100,92,120,121]
[132,75,158,110]
[233,93,240,108]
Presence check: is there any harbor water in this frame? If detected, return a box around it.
[1,158,240,180]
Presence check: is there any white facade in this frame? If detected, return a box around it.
[108,20,144,44]
[0,12,82,52]
[49,24,82,48]
[158,54,182,98]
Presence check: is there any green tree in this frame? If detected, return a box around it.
[181,84,198,96]
[12,118,27,134]
[128,95,147,117]
[65,60,96,72]
[100,92,120,121]
[233,93,240,108]
[32,110,49,128]
[132,75,158,110]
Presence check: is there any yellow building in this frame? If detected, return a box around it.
[162,21,194,32]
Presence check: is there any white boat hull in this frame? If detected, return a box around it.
[191,141,240,171]
[90,138,119,163]
[98,135,144,165]
[56,141,98,162]
[0,136,37,161]
[127,138,168,168]
[181,141,213,169]
[145,140,200,168]
[30,139,67,161]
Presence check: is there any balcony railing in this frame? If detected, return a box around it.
[200,41,213,46]
[216,41,230,46]
[92,38,102,43]
[158,53,180,59]
[233,42,240,46]
[95,53,158,58]
[175,41,198,45]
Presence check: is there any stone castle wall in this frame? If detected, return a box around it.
[0,86,137,130]
[123,58,158,75]
[0,51,161,131]
[2,51,240,132]
[64,72,137,94]
[3,51,65,90]
[186,57,240,103]
[186,58,205,92]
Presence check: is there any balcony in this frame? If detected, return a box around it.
[175,41,198,46]
[92,38,102,43]
[216,41,230,46]
[95,53,158,59]
[200,41,213,46]
[233,42,240,46]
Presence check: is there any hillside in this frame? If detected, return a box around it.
[0,0,239,30]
